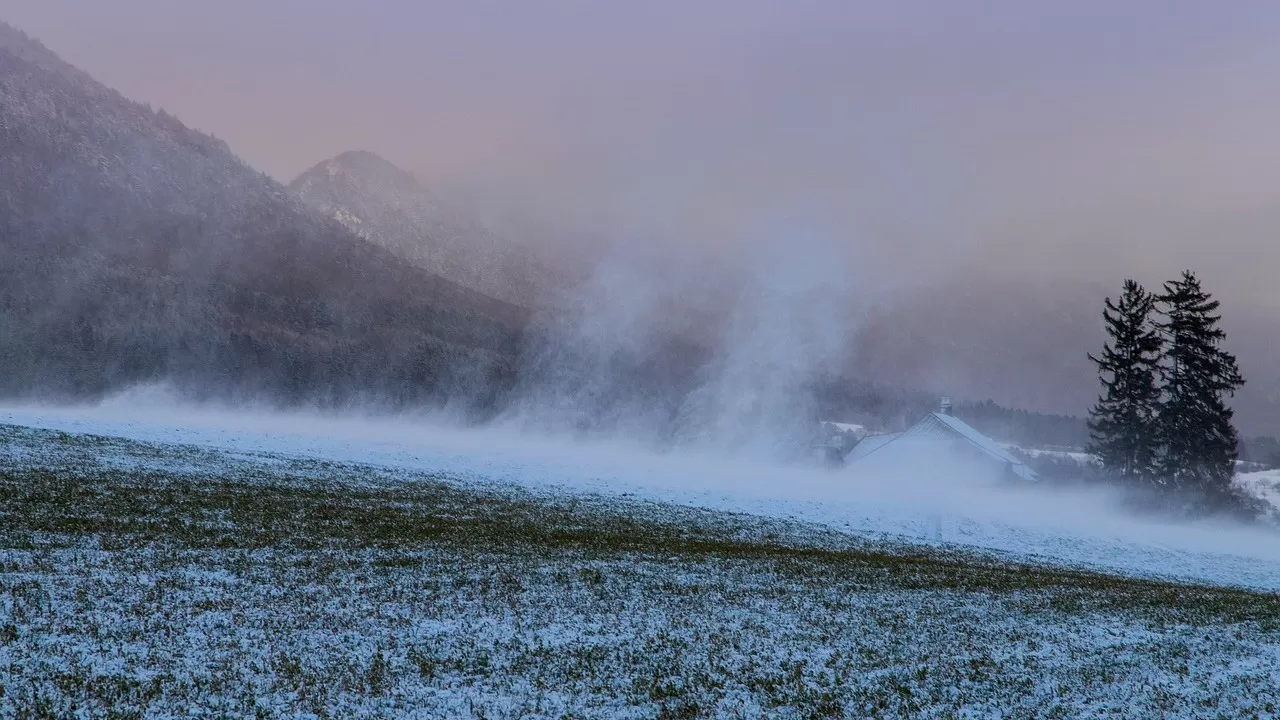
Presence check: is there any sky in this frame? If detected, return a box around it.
[7,0,1280,309]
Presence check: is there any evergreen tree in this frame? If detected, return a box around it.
[1087,280,1163,481]
[1155,271,1245,497]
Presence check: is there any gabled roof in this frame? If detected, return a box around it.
[908,413,1027,466]
[846,412,1038,482]
[845,432,899,462]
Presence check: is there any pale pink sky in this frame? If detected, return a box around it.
[8,0,1280,306]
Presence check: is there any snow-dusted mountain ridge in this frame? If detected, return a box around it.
[291,150,552,306]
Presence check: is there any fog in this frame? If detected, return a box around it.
[5,395,1280,590]
[501,219,867,454]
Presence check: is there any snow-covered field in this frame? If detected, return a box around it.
[3,402,1280,718]
[3,402,1280,591]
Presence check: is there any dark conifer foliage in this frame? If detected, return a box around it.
[1155,271,1245,497]
[1087,280,1164,482]
[0,23,526,412]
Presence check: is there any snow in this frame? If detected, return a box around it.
[846,412,1038,483]
[5,535,1276,718]
[1239,469,1280,517]
[3,402,1280,592]
[5,402,1280,718]
[333,208,363,225]
[846,432,898,461]
[1004,444,1096,463]
[821,421,865,435]
[926,412,1029,470]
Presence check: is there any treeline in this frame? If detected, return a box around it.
[1241,435,1280,470]
[812,379,1088,448]
[1087,271,1256,514]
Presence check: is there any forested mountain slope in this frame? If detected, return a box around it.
[0,22,526,411]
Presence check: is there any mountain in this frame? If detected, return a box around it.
[290,151,552,306]
[0,22,526,410]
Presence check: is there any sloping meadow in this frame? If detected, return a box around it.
[2,423,1279,718]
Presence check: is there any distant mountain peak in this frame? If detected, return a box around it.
[289,151,552,306]
[330,149,403,169]
[310,150,418,185]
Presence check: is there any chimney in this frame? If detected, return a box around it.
[939,396,953,416]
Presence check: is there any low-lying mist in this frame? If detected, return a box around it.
[6,383,1279,591]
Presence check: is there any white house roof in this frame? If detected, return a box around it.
[910,413,1028,466]
[846,412,1038,483]
[845,432,899,462]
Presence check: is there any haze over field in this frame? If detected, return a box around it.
[7,395,1280,588]
[8,0,1280,433]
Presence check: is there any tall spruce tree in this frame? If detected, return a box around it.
[1087,280,1163,481]
[1155,270,1245,496]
